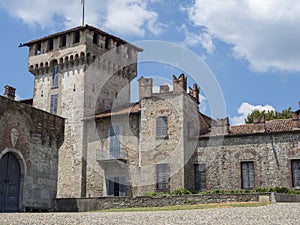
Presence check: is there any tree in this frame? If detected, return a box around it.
[245,107,293,124]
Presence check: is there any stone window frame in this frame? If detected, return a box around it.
[156,163,170,192]
[291,159,300,189]
[240,161,255,189]
[194,163,206,192]
[155,115,168,140]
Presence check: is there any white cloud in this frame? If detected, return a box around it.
[187,0,300,72]
[231,102,275,125]
[0,0,163,37]
[180,24,215,54]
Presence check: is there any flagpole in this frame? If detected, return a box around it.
[82,0,85,26]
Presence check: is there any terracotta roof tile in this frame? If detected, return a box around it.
[200,118,296,137]
[91,103,140,119]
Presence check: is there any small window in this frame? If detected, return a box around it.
[194,164,206,192]
[60,35,66,47]
[74,31,80,44]
[105,37,109,49]
[291,160,300,188]
[156,164,169,192]
[48,39,53,51]
[35,42,41,55]
[93,33,98,45]
[156,116,168,139]
[241,161,254,189]
[116,42,120,54]
[126,47,132,59]
[109,126,121,159]
[52,66,59,88]
[50,94,58,115]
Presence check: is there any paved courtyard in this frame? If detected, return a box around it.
[0,203,299,225]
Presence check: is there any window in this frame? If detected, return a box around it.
[106,177,126,196]
[156,164,169,192]
[291,160,300,188]
[52,66,59,88]
[48,39,53,51]
[60,35,66,47]
[105,37,109,49]
[35,42,41,55]
[194,164,206,192]
[156,116,168,139]
[241,161,254,189]
[126,47,132,59]
[109,126,121,159]
[93,33,98,45]
[74,31,80,44]
[50,94,58,115]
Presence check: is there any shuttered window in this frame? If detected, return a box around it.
[52,66,59,88]
[241,162,254,189]
[291,160,300,188]
[50,94,58,115]
[156,164,169,192]
[109,126,120,159]
[156,116,168,139]
[194,164,206,192]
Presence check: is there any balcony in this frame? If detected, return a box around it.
[96,148,128,163]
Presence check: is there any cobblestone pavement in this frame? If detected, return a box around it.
[0,203,299,225]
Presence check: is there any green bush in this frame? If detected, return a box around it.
[170,188,192,196]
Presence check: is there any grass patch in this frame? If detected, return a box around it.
[92,202,270,213]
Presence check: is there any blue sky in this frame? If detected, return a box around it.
[0,0,299,125]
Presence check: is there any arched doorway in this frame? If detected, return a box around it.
[0,152,21,212]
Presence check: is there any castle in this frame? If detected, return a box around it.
[0,25,299,212]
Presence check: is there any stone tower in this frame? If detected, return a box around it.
[21,25,142,197]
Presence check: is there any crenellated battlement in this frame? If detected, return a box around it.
[138,74,200,104]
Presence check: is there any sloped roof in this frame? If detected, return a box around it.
[201,118,296,138]
[84,103,140,120]
[19,25,143,51]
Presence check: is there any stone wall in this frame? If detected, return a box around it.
[85,113,140,197]
[55,193,270,212]
[0,96,64,211]
[197,132,300,190]
[139,93,185,194]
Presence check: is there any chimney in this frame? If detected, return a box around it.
[173,74,187,94]
[253,115,265,133]
[292,112,300,130]
[4,85,16,100]
[138,77,153,100]
[211,117,229,135]
[160,85,170,93]
[189,83,200,104]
